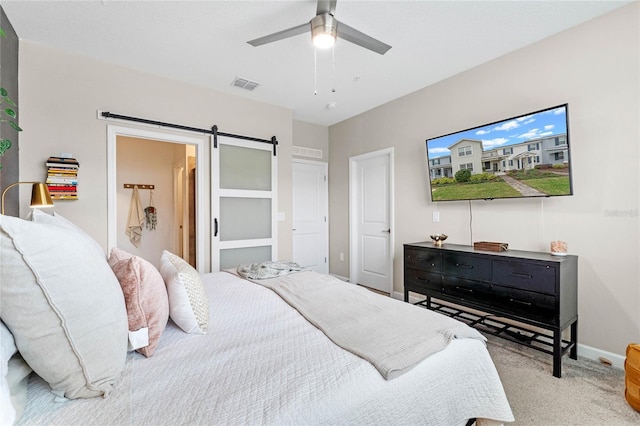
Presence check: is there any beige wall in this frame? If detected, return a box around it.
[18,41,294,269]
[329,4,639,355]
[292,120,329,161]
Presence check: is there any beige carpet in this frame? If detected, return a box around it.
[486,335,640,425]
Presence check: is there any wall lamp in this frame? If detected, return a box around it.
[1,182,54,215]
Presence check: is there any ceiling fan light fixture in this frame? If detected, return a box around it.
[311,13,337,49]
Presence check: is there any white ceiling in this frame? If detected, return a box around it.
[1,0,630,126]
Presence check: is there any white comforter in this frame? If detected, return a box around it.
[18,272,514,425]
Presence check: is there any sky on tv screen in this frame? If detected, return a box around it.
[427,105,567,158]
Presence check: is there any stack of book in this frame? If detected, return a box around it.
[46,156,79,200]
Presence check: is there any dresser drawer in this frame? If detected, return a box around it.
[491,285,557,324]
[492,259,556,294]
[443,253,491,281]
[405,248,442,273]
[405,270,442,294]
[442,276,492,306]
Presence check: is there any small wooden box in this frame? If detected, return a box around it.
[473,241,508,252]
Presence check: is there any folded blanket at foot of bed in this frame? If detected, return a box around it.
[238,269,485,380]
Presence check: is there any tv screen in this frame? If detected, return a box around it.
[425,104,572,202]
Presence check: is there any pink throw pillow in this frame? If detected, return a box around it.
[108,248,169,357]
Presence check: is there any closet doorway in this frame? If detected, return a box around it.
[107,125,205,272]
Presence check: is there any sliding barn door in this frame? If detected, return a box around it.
[211,136,277,271]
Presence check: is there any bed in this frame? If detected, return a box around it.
[1,211,514,426]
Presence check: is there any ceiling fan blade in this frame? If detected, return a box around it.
[316,0,337,15]
[337,21,391,55]
[247,22,309,47]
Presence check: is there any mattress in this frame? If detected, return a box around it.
[18,271,514,425]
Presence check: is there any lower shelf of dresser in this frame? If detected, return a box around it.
[414,296,578,378]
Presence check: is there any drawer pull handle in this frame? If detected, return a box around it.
[417,277,430,282]
[455,286,474,293]
[509,298,532,306]
[455,263,473,269]
[511,272,533,279]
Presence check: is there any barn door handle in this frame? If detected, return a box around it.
[214,218,218,237]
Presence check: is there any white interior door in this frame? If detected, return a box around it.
[349,148,394,294]
[211,136,277,271]
[292,160,328,274]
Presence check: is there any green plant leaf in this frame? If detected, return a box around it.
[9,121,22,132]
[0,88,7,97]
[4,97,16,107]
[4,108,16,118]
[0,139,11,155]
[0,27,6,38]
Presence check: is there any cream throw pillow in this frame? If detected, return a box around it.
[108,248,169,357]
[0,215,128,399]
[159,250,209,334]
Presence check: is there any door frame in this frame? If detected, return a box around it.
[292,158,329,274]
[349,147,394,294]
[107,125,206,272]
[172,158,187,260]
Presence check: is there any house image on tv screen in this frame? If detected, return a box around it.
[429,133,569,179]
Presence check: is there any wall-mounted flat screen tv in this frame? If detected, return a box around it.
[425,104,572,202]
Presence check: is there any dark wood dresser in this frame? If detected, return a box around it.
[404,242,578,378]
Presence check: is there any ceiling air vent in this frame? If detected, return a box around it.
[231,77,260,91]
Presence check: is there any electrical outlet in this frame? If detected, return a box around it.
[433,211,440,222]
[339,253,344,261]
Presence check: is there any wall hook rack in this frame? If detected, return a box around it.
[124,184,155,190]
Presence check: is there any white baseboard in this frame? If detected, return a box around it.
[393,291,419,302]
[392,291,625,370]
[331,274,349,282]
[577,343,625,370]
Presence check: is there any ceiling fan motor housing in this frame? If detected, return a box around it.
[311,13,338,48]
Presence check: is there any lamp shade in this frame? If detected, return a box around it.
[1,181,54,215]
[30,182,54,209]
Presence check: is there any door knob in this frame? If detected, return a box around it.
[382,229,391,233]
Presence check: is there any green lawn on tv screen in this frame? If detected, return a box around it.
[431,175,570,200]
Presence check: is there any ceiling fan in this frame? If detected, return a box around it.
[247,0,391,55]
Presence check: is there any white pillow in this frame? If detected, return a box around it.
[1,321,17,426]
[0,214,128,399]
[159,250,209,334]
[31,209,105,259]
[2,319,32,425]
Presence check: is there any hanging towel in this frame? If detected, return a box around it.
[125,185,145,247]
